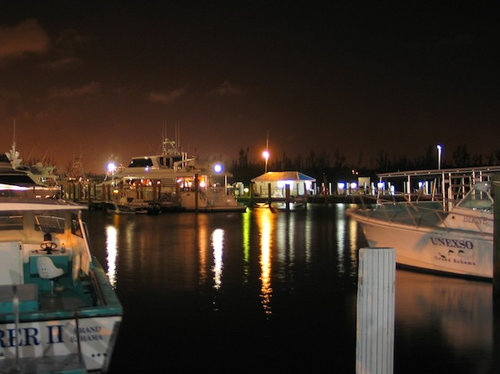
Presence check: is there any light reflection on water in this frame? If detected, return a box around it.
[257,208,273,316]
[101,205,356,294]
[394,270,493,373]
[104,224,117,287]
[197,214,208,285]
[87,204,494,373]
[349,218,359,277]
[211,228,224,290]
[336,205,346,275]
[396,270,492,348]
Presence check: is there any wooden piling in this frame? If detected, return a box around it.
[356,247,395,374]
[250,182,254,207]
[267,183,272,207]
[285,184,290,211]
[195,173,199,213]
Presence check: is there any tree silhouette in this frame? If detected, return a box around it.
[228,143,500,187]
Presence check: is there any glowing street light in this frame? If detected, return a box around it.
[213,163,223,174]
[106,161,117,174]
[437,144,442,170]
[262,150,270,173]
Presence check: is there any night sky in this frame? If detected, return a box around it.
[1,1,499,173]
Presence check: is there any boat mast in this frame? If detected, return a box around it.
[7,119,22,169]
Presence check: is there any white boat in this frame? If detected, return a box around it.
[0,190,122,372]
[5,126,59,189]
[103,138,246,213]
[347,181,493,280]
[0,153,60,199]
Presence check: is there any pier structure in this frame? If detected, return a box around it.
[375,165,500,207]
[58,165,500,211]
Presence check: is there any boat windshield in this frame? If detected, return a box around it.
[0,212,23,230]
[34,212,66,233]
[455,182,493,211]
[128,158,153,168]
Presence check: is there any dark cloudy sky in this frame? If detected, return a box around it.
[1,1,499,173]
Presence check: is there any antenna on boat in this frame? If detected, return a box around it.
[176,121,181,150]
[7,119,22,169]
[162,122,167,154]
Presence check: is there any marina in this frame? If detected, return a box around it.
[2,141,500,373]
[1,153,500,372]
[83,205,495,373]
[2,3,499,373]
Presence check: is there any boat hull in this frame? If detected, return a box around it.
[350,211,493,279]
[0,315,120,372]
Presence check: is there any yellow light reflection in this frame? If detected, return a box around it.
[211,228,224,290]
[198,215,209,285]
[257,209,273,316]
[105,225,118,287]
[349,218,359,274]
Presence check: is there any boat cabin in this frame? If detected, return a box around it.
[0,202,92,291]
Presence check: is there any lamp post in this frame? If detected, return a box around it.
[437,144,442,170]
[262,150,270,173]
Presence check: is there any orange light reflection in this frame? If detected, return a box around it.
[257,208,273,316]
[197,215,208,285]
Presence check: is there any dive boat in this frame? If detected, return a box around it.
[0,193,122,372]
[103,138,246,213]
[347,181,493,280]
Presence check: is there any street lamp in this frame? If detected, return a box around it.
[213,163,223,174]
[262,150,270,173]
[437,144,442,170]
[106,161,117,174]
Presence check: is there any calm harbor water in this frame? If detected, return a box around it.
[84,204,495,373]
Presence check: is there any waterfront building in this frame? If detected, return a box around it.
[251,171,315,197]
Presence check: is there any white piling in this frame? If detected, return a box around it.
[356,247,395,374]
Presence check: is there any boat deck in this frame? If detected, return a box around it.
[0,258,120,324]
[37,287,92,313]
[0,354,87,373]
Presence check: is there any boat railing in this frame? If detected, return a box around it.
[74,311,84,366]
[89,266,107,305]
[82,221,108,305]
[360,198,493,233]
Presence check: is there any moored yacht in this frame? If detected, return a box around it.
[0,153,60,199]
[347,181,494,280]
[102,138,246,213]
